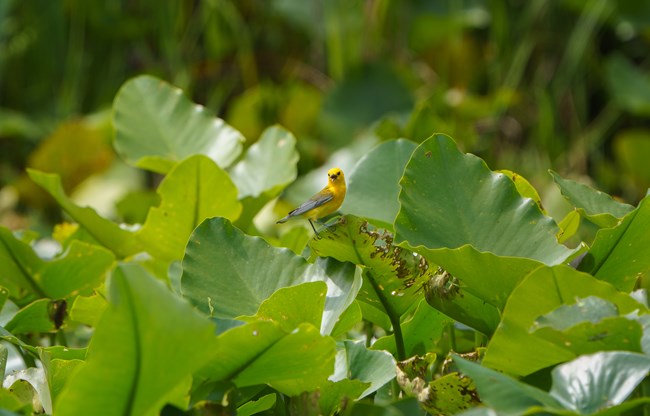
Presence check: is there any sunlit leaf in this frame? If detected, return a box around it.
[27,170,140,259]
[578,195,650,292]
[238,281,326,332]
[331,340,396,399]
[556,209,581,244]
[396,135,574,265]
[39,241,114,298]
[229,125,298,199]
[230,126,299,230]
[497,169,544,212]
[181,217,360,335]
[137,155,242,262]
[483,265,648,376]
[113,75,244,173]
[55,264,218,416]
[342,139,418,228]
[195,320,336,397]
[310,215,430,318]
[234,323,335,395]
[549,351,650,414]
[550,170,634,228]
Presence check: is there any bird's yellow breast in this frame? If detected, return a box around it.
[307,168,346,220]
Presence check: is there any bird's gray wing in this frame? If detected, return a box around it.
[287,194,334,217]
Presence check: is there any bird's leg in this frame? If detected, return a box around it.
[308,219,320,237]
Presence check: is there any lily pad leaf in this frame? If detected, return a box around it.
[550,170,634,228]
[238,281,327,333]
[229,125,298,199]
[483,265,648,376]
[395,134,574,265]
[577,195,650,292]
[550,351,650,414]
[230,126,299,230]
[310,215,431,318]
[196,320,335,397]
[113,75,244,173]
[27,170,140,259]
[55,264,218,416]
[181,217,359,335]
[331,340,396,399]
[342,139,418,228]
[137,155,242,262]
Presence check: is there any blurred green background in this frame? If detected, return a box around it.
[1,0,650,231]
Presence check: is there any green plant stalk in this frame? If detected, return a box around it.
[364,321,373,349]
[19,347,36,369]
[642,377,650,416]
[449,323,457,353]
[365,270,406,360]
[474,331,486,349]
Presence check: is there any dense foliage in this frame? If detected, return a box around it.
[1,1,650,415]
[0,75,648,415]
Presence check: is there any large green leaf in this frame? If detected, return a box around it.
[483,265,648,376]
[229,125,298,199]
[454,356,562,415]
[181,217,360,335]
[458,351,650,416]
[550,170,634,228]
[549,351,650,414]
[233,323,335,395]
[395,134,573,265]
[318,379,370,416]
[195,320,336,397]
[5,299,55,334]
[27,170,140,259]
[230,126,299,230]
[0,227,113,301]
[531,299,643,356]
[422,270,502,336]
[239,281,326,332]
[341,139,418,228]
[113,75,244,173]
[39,241,114,298]
[310,215,430,318]
[578,195,650,292]
[38,346,86,405]
[421,246,543,311]
[55,264,218,416]
[331,340,396,399]
[0,226,47,299]
[136,155,242,262]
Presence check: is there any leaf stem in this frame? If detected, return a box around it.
[366,271,406,361]
[19,347,36,368]
[449,323,457,352]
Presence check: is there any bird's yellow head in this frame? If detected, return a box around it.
[327,167,344,184]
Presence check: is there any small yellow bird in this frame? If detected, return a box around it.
[277,167,346,234]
